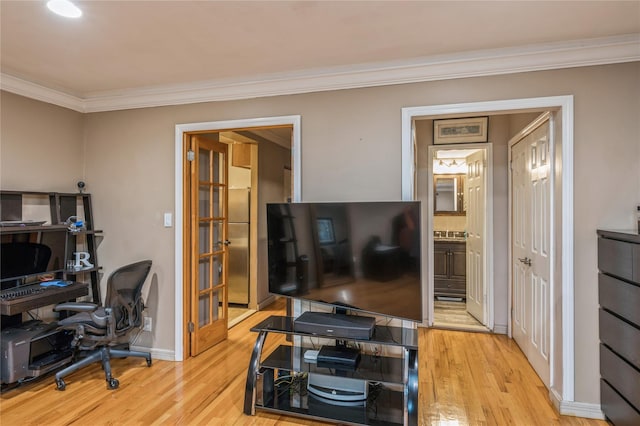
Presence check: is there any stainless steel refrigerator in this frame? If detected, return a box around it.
[228,188,250,305]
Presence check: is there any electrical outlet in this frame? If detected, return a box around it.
[143,316,152,332]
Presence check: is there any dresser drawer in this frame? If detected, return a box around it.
[598,237,635,282]
[600,344,640,409]
[601,379,640,426]
[599,273,640,327]
[599,309,640,369]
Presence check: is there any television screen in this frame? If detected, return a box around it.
[267,201,422,322]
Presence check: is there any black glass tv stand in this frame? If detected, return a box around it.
[244,315,418,425]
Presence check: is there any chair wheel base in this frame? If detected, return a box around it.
[107,378,119,390]
[56,379,66,391]
[146,358,152,367]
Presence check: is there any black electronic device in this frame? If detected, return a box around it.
[316,345,361,370]
[0,321,73,384]
[294,311,375,340]
[1,233,67,290]
[267,201,422,322]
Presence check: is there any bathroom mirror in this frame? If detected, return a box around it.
[434,174,465,215]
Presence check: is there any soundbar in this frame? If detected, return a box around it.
[293,311,375,340]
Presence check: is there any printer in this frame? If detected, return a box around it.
[1,320,73,385]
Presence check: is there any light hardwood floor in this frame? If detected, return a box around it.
[432,300,488,332]
[1,299,606,425]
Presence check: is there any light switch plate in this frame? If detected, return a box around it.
[164,212,172,227]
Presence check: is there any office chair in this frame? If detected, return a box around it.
[53,260,153,390]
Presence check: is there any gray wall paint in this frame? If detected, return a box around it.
[1,62,639,405]
[1,91,84,192]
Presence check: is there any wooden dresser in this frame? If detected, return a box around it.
[597,230,640,426]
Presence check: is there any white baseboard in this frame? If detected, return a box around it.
[130,345,176,361]
[550,388,563,412]
[549,389,605,420]
[492,323,508,334]
[559,401,605,420]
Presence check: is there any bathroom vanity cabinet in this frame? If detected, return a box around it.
[433,240,466,299]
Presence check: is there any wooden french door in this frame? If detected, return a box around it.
[185,134,229,356]
[511,118,551,387]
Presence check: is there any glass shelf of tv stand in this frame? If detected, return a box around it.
[250,315,419,349]
[256,376,405,426]
[262,344,405,386]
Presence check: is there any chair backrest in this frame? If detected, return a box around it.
[104,260,152,332]
[1,242,52,280]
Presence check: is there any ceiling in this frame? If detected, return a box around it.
[1,1,639,112]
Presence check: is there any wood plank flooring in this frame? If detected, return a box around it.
[1,299,606,425]
[433,300,488,332]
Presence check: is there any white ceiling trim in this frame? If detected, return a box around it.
[1,74,85,112]
[1,34,638,114]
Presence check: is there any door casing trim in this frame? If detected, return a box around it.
[174,115,301,361]
[401,95,574,402]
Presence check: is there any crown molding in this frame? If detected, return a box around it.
[1,74,85,112]
[1,34,638,113]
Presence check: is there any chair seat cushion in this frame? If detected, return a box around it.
[58,307,108,330]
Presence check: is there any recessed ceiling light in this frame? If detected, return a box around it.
[47,0,82,18]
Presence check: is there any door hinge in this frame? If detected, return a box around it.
[187,150,195,161]
[188,321,195,333]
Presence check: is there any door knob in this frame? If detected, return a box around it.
[223,240,231,246]
[518,257,532,266]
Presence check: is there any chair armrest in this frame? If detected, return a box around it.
[54,302,99,312]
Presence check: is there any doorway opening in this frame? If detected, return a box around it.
[175,116,301,360]
[430,145,491,332]
[216,128,293,329]
[401,96,574,405]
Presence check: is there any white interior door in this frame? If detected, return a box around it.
[465,149,485,323]
[511,119,551,387]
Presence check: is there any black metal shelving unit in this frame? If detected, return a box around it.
[243,315,418,425]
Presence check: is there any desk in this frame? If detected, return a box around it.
[0,282,89,316]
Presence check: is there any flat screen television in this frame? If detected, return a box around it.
[1,230,67,290]
[266,201,422,323]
